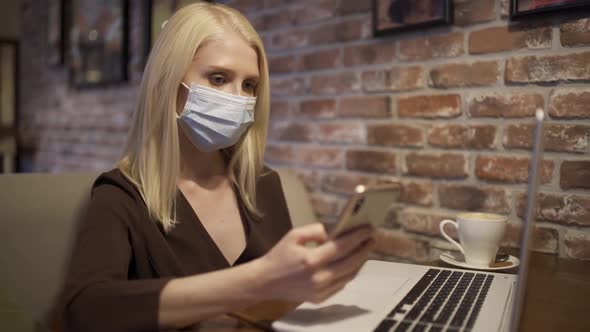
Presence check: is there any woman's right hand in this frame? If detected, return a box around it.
[253,223,375,304]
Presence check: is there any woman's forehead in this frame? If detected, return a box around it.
[193,32,259,77]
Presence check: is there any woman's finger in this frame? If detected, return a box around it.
[307,227,374,268]
[311,238,374,289]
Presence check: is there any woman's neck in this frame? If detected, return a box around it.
[178,130,228,187]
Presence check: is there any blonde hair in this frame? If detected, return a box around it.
[117,1,270,232]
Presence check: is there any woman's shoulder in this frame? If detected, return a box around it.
[90,168,143,207]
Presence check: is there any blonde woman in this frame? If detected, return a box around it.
[58,2,375,331]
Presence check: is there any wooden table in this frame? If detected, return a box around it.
[189,252,590,332]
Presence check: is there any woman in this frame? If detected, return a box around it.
[58,2,375,331]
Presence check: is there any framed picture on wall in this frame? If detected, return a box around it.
[48,0,65,66]
[511,0,590,18]
[69,0,129,87]
[0,40,18,173]
[372,0,453,36]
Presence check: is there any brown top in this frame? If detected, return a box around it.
[58,167,292,332]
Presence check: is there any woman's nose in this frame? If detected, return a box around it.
[226,84,244,97]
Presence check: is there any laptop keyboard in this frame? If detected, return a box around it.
[374,269,494,332]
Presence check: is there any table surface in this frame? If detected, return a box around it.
[187,251,590,332]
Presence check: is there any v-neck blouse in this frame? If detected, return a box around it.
[57,167,293,332]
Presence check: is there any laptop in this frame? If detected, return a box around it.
[273,109,546,332]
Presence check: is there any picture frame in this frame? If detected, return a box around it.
[68,0,129,88]
[48,0,65,66]
[0,40,19,173]
[372,0,453,36]
[510,0,590,19]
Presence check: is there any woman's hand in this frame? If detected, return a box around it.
[253,223,375,304]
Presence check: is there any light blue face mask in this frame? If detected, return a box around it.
[178,82,256,152]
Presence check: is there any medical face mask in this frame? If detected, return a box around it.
[178,82,256,152]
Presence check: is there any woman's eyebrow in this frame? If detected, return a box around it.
[205,65,259,80]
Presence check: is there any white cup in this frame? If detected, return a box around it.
[439,212,507,267]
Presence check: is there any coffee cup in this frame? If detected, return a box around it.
[439,212,507,267]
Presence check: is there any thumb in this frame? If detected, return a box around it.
[290,223,328,245]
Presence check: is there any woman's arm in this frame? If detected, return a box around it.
[158,223,375,329]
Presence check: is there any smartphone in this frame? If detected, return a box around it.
[327,183,400,239]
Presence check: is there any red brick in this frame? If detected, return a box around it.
[405,153,467,179]
[265,144,295,164]
[564,230,590,260]
[504,124,589,153]
[263,10,295,30]
[321,172,373,195]
[389,66,425,91]
[468,93,544,118]
[362,66,425,92]
[264,0,291,8]
[298,99,337,118]
[265,144,344,169]
[398,94,461,118]
[428,124,496,149]
[517,192,590,226]
[505,52,590,83]
[339,96,390,118]
[310,72,360,95]
[247,14,266,32]
[269,121,313,142]
[270,77,305,96]
[374,229,430,262]
[561,161,590,189]
[399,32,464,61]
[301,49,340,71]
[560,18,590,47]
[502,224,559,253]
[315,122,365,144]
[293,0,335,25]
[229,0,263,13]
[469,26,551,54]
[549,89,590,119]
[294,146,344,169]
[476,155,554,184]
[270,29,307,50]
[338,0,370,15]
[430,61,499,88]
[270,100,290,119]
[399,181,434,207]
[367,123,424,148]
[398,209,456,237]
[454,0,496,26]
[343,43,396,66]
[310,193,343,218]
[269,55,299,74]
[308,18,364,45]
[438,184,510,214]
[346,149,396,174]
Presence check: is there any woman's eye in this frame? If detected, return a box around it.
[209,75,226,86]
[243,81,257,92]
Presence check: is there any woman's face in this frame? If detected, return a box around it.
[179,30,260,105]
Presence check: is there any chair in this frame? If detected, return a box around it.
[0,173,98,330]
[0,167,316,330]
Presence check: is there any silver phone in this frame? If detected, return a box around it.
[328,183,400,238]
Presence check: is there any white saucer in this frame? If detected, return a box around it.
[439,252,520,271]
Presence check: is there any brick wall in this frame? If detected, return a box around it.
[19,0,147,172]
[234,0,590,262]
[19,0,590,262]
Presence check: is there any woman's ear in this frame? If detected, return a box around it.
[176,83,189,115]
